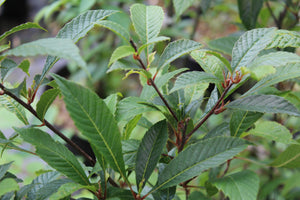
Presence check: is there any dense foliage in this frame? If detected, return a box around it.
[0,0,300,199]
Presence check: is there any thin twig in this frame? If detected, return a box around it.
[0,83,96,166]
[235,156,268,167]
[266,1,280,28]
[186,83,233,138]
[130,40,179,122]
[190,5,202,40]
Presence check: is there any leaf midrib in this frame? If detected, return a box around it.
[274,151,300,167]
[244,67,300,96]
[37,143,89,185]
[155,144,245,191]
[233,111,248,137]
[67,85,124,178]
[233,30,271,71]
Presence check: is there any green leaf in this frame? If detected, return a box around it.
[231,28,276,71]
[0,178,19,196]
[49,182,87,200]
[170,71,220,93]
[243,63,300,96]
[212,170,259,200]
[188,191,211,200]
[0,95,29,125]
[123,114,142,140]
[0,58,17,81]
[0,162,13,180]
[0,138,34,156]
[205,181,218,197]
[267,30,300,49]
[95,20,130,43]
[249,52,300,70]
[203,86,219,116]
[37,9,118,89]
[0,22,46,42]
[282,172,300,197]
[36,88,60,120]
[237,0,263,30]
[79,0,96,13]
[184,83,209,107]
[270,143,300,168]
[258,178,285,200]
[153,186,176,200]
[153,137,249,190]
[130,4,164,45]
[191,50,227,81]
[140,68,188,99]
[158,39,202,70]
[15,128,90,185]
[107,60,141,73]
[116,97,160,122]
[0,43,10,53]
[227,95,300,116]
[208,35,240,56]
[17,59,30,76]
[136,120,168,190]
[122,139,140,168]
[108,45,135,66]
[107,187,135,200]
[57,10,118,41]
[25,171,60,200]
[3,38,86,68]
[203,123,230,140]
[104,93,121,116]
[34,179,73,200]
[53,75,126,178]
[173,0,195,18]
[248,121,294,144]
[230,110,263,137]
[137,36,170,55]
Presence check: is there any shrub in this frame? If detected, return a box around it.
[0,1,300,200]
